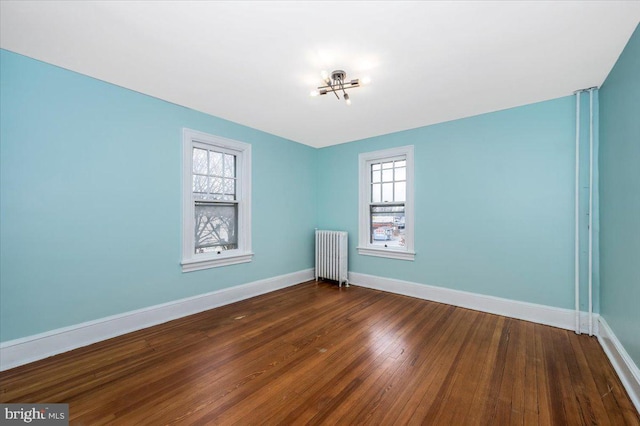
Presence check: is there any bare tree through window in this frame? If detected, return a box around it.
[192,148,238,253]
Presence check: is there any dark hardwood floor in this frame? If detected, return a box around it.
[1,281,638,425]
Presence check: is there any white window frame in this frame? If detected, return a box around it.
[181,128,252,272]
[358,145,415,261]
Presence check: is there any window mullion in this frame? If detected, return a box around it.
[392,162,396,202]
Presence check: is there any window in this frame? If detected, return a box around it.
[358,146,415,260]
[182,129,252,271]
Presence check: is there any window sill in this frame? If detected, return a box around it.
[181,252,254,272]
[357,246,415,261]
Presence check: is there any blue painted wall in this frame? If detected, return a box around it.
[2,40,627,346]
[599,24,640,366]
[317,97,580,309]
[0,50,317,341]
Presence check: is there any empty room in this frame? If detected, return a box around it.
[1,1,639,424]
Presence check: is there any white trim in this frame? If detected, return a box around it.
[181,252,254,271]
[0,268,314,371]
[356,246,416,261]
[574,90,581,334]
[349,271,599,333]
[358,145,415,261]
[588,88,594,336]
[598,317,640,413]
[182,128,252,272]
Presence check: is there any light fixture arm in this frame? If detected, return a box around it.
[339,77,347,98]
[316,80,360,95]
[324,76,340,100]
[312,69,363,104]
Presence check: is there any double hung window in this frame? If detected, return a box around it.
[182,129,252,271]
[358,146,415,260]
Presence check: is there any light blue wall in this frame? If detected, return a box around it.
[317,97,580,309]
[0,50,317,342]
[3,39,629,346]
[599,24,640,366]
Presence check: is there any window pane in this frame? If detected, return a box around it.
[371,183,381,202]
[395,182,406,202]
[210,177,224,198]
[382,161,393,169]
[194,203,238,253]
[370,204,406,247]
[372,170,381,183]
[395,167,406,181]
[193,175,208,195]
[395,160,406,168]
[382,169,393,182]
[193,148,208,174]
[223,178,235,196]
[382,183,393,202]
[372,163,381,171]
[209,151,223,176]
[224,154,236,178]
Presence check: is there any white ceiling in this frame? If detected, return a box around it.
[1,1,639,148]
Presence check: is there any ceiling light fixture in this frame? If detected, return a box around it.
[311,70,362,105]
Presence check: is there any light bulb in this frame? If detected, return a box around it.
[344,93,351,106]
[310,90,319,97]
[361,77,372,85]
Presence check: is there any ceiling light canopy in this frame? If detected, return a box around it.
[310,70,364,105]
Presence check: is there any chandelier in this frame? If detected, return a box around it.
[310,70,363,105]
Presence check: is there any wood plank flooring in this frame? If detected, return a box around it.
[1,281,638,425]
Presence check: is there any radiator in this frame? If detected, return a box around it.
[315,230,349,287]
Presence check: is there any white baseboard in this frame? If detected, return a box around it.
[597,317,640,413]
[348,272,599,334]
[0,268,314,371]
